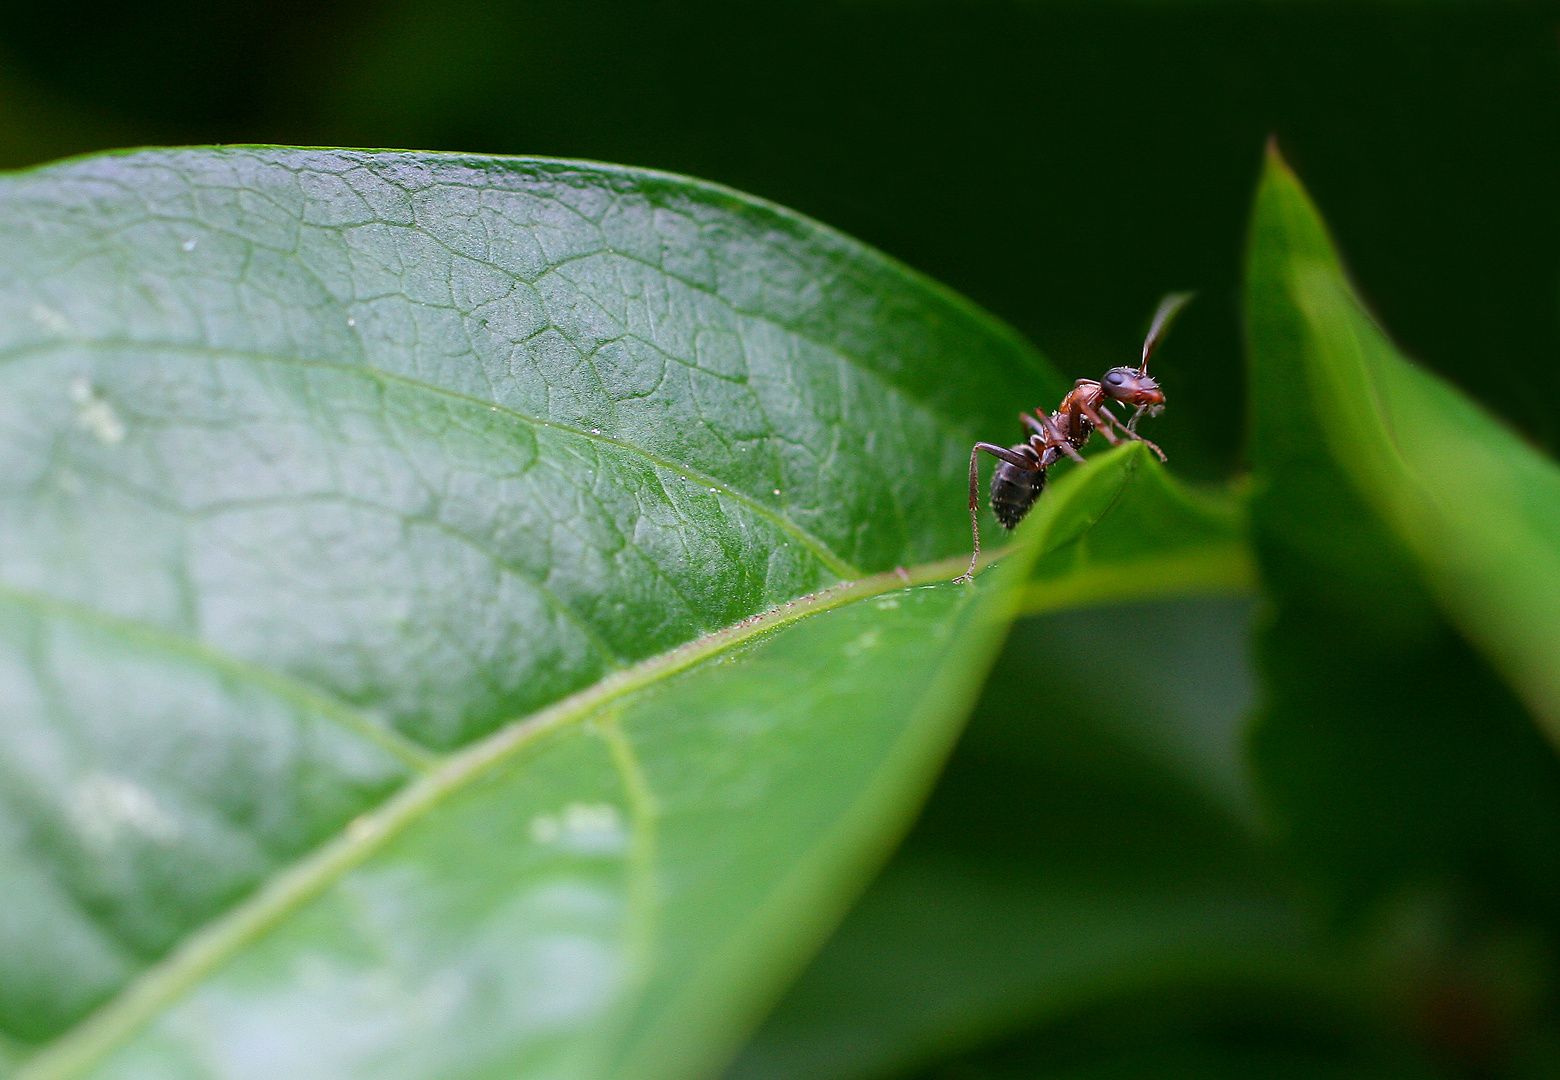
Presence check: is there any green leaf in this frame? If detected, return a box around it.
[0,145,1090,1078]
[1021,447,1253,614]
[1242,148,1560,919]
[1248,147,1560,745]
[19,550,1043,1080]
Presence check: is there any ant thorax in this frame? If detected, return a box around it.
[1057,382,1105,445]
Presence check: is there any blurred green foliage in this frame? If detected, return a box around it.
[5,3,1560,1079]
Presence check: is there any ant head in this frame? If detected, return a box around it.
[1101,366,1164,408]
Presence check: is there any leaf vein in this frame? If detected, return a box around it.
[0,338,862,580]
[0,583,436,774]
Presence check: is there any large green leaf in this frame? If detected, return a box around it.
[1243,149,1560,930]
[0,146,1249,1080]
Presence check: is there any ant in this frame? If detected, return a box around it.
[954,292,1192,583]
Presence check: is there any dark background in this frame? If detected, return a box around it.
[9,3,1560,1077]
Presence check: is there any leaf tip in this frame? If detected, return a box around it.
[1259,135,1303,195]
[1250,139,1346,280]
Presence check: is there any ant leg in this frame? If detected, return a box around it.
[1079,403,1123,446]
[1093,403,1167,462]
[956,442,1038,583]
[1023,411,1084,461]
[1133,432,1167,462]
[1039,418,1089,464]
[957,445,983,583]
[1110,413,1166,462]
[1038,432,1087,465]
[975,442,1041,469]
[1126,404,1148,433]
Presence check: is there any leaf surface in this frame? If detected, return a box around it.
[0,146,1257,1080]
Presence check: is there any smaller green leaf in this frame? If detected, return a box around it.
[1021,445,1253,615]
[727,453,1279,1080]
[1252,148,1560,746]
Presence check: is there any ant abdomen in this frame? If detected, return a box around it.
[990,449,1047,529]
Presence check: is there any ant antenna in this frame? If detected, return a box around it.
[1139,292,1194,374]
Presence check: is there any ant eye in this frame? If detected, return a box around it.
[1104,371,1127,386]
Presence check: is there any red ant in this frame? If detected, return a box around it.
[955,292,1192,583]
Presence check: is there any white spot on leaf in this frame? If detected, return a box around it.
[30,303,71,335]
[529,802,626,855]
[69,772,180,848]
[69,376,126,445]
[182,238,197,252]
[529,816,557,844]
[843,629,880,657]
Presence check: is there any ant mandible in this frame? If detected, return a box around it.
[954,292,1193,583]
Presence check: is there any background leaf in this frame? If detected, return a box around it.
[1242,148,1560,1069]
[1252,172,1560,742]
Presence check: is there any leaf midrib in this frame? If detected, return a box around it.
[14,550,988,1080]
